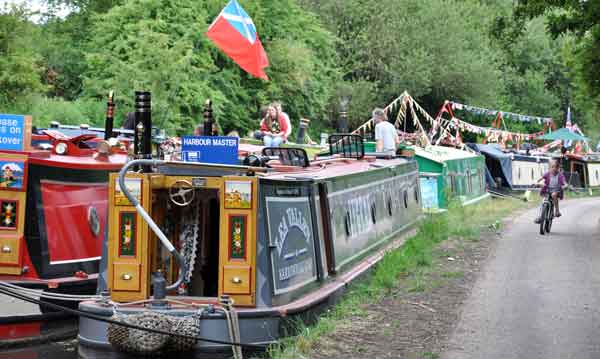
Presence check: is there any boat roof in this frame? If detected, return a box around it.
[413,145,478,164]
[468,143,552,162]
[27,150,127,170]
[262,156,413,181]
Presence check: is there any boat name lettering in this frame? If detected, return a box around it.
[346,193,372,237]
[278,257,312,281]
[275,207,311,256]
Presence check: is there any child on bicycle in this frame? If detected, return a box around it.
[535,159,567,223]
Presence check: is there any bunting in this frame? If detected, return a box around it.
[450,101,553,124]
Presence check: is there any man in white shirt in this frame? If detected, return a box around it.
[373,108,399,152]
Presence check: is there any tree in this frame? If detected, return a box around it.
[82,0,339,136]
[516,0,600,97]
[0,5,45,105]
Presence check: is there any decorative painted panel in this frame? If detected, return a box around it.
[228,215,247,260]
[0,200,17,230]
[118,212,137,257]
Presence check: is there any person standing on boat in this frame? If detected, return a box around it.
[260,104,288,147]
[373,108,399,152]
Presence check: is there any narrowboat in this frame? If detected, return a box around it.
[467,143,551,190]
[0,93,133,342]
[77,131,423,357]
[412,145,488,211]
[564,153,600,189]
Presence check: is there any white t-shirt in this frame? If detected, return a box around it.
[374,121,397,152]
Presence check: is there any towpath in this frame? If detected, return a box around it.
[444,197,600,359]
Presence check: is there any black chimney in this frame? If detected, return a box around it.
[104,91,115,140]
[203,99,215,136]
[134,91,152,159]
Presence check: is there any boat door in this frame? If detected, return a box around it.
[218,176,258,306]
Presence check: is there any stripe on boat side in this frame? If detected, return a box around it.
[50,256,101,265]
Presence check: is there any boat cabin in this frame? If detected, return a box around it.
[413,145,488,211]
[468,143,551,190]
[564,153,600,188]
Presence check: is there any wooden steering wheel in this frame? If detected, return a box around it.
[169,180,195,207]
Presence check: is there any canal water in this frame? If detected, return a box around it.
[0,340,77,359]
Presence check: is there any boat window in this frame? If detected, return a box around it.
[414,188,419,203]
[344,212,351,237]
[531,168,535,180]
[371,203,377,224]
[262,147,309,167]
[328,134,365,160]
[387,197,393,216]
[403,190,408,209]
[518,167,521,180]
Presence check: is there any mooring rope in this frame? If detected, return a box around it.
[0,284,265,350]
[0,282,100,301]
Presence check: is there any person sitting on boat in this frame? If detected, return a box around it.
[535,159,567,222]
[373,108,399,152]
[273,101,292,141]
[260,104,288,147]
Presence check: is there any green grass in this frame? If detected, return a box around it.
[260,197,525,359]
[565,187,600,199]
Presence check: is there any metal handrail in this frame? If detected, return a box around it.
[117,159,185,291]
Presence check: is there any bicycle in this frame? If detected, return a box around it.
[539,192,554,235]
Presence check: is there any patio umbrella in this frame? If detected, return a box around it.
[536,128,588,142]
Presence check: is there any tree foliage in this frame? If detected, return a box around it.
[0,5,45,105]
[0,0,597,140]
[80,0,338,136]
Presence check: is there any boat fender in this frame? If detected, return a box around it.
[107,311,201,354]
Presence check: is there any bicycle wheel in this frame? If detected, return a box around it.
[540,203,548,235]
[545,203,553,234]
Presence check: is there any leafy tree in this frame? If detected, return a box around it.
[301,0,506,127]
[516,0,600,98]
[82,0,339,136]
[0,5,45,105]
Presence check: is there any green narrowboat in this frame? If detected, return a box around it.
[413,145,488,211]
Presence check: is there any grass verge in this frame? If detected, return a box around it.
[260,197,526,359]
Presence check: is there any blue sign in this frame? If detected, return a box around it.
[181,136,239,165]
[420,177,439,209]
[0,114,25,151]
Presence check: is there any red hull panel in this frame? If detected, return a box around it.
[0,322,40,340]
[41,181,106,264]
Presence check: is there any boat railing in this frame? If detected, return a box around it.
[262,147,310,167]
[328,133,365,160]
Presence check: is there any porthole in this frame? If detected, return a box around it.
[371,203,377,224]
[403,190,408,209]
